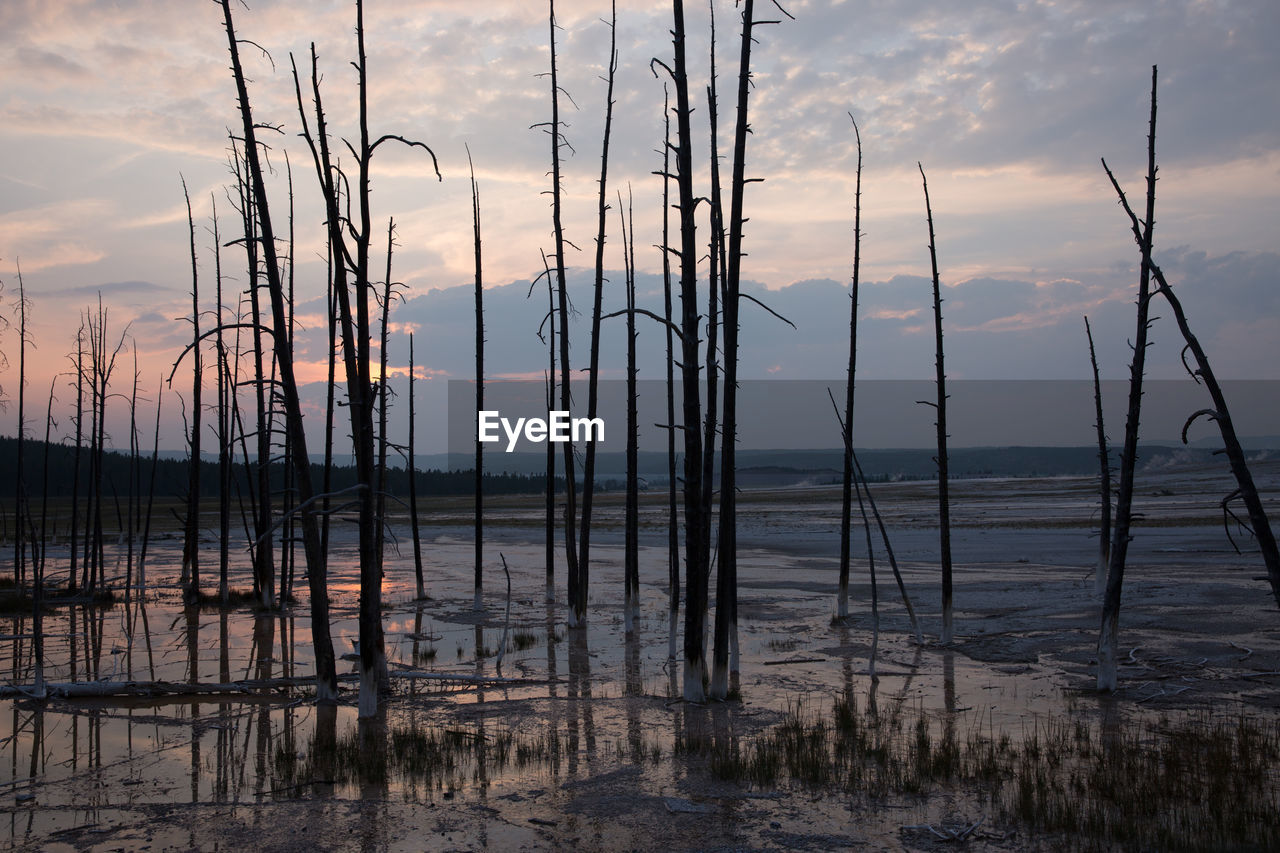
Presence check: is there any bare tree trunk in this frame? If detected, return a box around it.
[661,90,680,663]
[68,322,85,593]
[376,218,396,593]
[138,380,163,597]
[1101,146,1280,608]
[288,1,440,713]
[408,333,424,599]
[1085,315,1111,598]
[38,377,56,591]
[703,2,723,623]
[546,0,582,627]
[13,268,28,592]
[919,163,954,645]
[469,150,483,608]
[321,237,337,575]
[712,0,785,698]
[125,348,139,599]
[837,117,864,622]
[621,188,640,632]
[221,0,338,703]
[578,1,618,600]
[181,185,203,605]
[214,198,231,606]
[545,261,557,603]
[1097,66,1160,692]
[668,0,708,702]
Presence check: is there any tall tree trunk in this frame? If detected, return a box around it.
[288,2,441,713]
[138,380,163,598]
[1102,139,1280,608]
[669,0,708,702]
[221,0,338,703]
[68,322,85,594]
[13,268,27,592]
[214,197,231,606]
[621,188,640,632]
[544,258,557,602]
[376,218,395,594]
[181,185,203,605]
[1098,67,1160,692]
[546,0,582,627]
[837,118,864,622]
[578,1,618,605]
[469,150,484,607]
[661,90,680,663]
[409,333,424,599]
[919,163,953,645]
[1085,315,1111,598]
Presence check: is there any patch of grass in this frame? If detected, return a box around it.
[512,630,539,651]
[697,696,1280,851]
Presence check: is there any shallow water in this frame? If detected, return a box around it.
[3,461,1279,850]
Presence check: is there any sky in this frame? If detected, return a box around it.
[1,0,1278,455]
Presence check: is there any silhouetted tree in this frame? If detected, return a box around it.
[223,0,342,704]
[1097,67,1159,692]
[837,117,864,622]
[1084,315,1111,597]
[1101,97,1280,609]
[578,1,618,607]
[919,162,954,645]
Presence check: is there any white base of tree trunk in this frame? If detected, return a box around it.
[358,670,378,718]
[473,588,483,611]
[1097,611,1119,691]
[683,655,706,703]
[941,609,953,645]
[667,609,678,661]
[623,590,637,634]
[836,584,848,621]
[729,621,739,676]
[709,658,728,700]
[314,677,339,706]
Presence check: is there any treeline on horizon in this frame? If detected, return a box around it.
[0,435,557,500]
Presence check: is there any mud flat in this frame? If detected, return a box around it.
[3,459,1278,850]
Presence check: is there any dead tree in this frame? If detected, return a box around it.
[1085,315,1111,597]
[290,0,441,714]
[409,332,424,600]
[836,116,864,622]
[660,90,681,663]
[1102,133,1280,610]
[620,187,640,631]
[12,265,28,590]
[665,0,710,701]
[578,0,618,604]
[179,181,202,606]
[213,197,232,605]
[375,218,396,587]
[541,0,582,627]
[221,0,340,704]
[703,0,723,610]
[539,253,557,602]
[469,147,483,607]
[68,322,85,593]
[1097,67,1160,692]
[712,0,792,698]
[919,162,954,645]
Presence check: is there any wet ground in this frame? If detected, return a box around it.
[3,457,1278,850]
